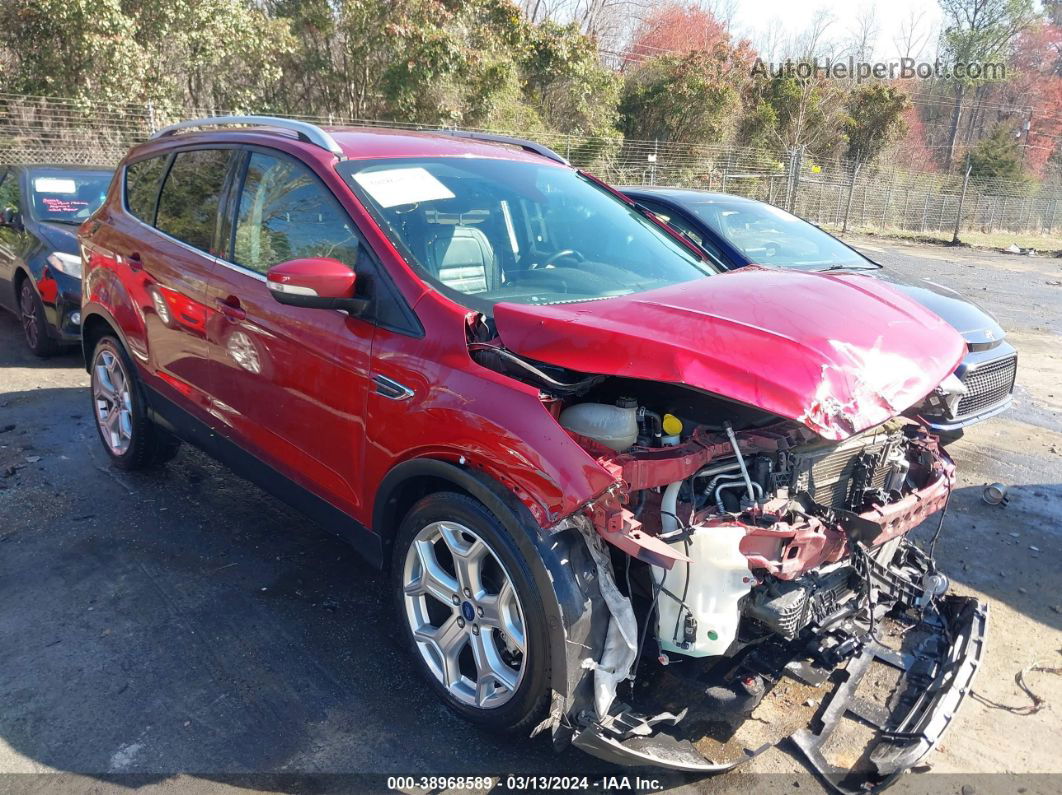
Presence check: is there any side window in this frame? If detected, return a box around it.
[0,169,22,213]
[156,149,234,253]
[233,152,359,275]
[125,156,167,224]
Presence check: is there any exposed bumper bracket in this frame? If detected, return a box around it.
[791,595,987,793]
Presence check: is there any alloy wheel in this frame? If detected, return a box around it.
[19,283,39,350]
[402,521,527,709]
[92,348,134,456]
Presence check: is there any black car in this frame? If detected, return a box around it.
[623,187,1017,438]
[0,164,114,355]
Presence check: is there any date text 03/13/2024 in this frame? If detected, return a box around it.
[385,776,664,791]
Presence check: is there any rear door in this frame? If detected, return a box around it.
[204,148,375,516]
[119,148,237,421]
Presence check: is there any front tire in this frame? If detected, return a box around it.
[392,492,551,732]
[19,280,59,357]
[90,335,181,470]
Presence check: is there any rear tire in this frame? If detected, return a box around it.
[19,279,59,357]
[392,492,551,732]
[90,335,181,470]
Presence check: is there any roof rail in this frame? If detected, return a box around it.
[151,115,344,157]
[438,130,569,165]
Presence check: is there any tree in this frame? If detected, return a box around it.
[738,73,846,161]
[968,122,1028,180]
[619,52,738,144]
[843,84,910,165]
[618,4,753,145]
[893,105,939,172]
[623,3,731,64]
[845,4,879,62]
[938,0,1040,168]
[997,21,1062,176]
[522,21,621,137]
[0,0,145,105]
[132,0,295,113]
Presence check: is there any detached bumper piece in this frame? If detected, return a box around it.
[568,533,986,794]
[572,595,986,789]
[791,595,987,793]
[572,706,769,773]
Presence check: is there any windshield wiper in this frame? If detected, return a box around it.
[818,263,879,272]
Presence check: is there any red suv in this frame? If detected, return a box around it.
[80,117,985,787]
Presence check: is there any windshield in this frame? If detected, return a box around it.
[686,199,876,271]
[29,169,112,224]
[339,157,714,309]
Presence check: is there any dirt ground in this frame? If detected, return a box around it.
[0,238,1060,794]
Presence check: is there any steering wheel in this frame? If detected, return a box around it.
[533,248,585,269]
[760,241,782,258]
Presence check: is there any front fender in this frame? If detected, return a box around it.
[373,458,607,716]
[81,241,148,367]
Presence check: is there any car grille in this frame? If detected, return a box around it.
[957,355,1016,417]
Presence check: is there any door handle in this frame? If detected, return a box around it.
[127,251,143,272]
[217,295,246,321]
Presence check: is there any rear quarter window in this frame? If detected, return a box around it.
[156,149,234,253]
[124,156,168,224]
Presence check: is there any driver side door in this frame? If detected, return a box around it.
[205,148,375,518]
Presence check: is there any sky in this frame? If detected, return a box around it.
[728,0,945,62]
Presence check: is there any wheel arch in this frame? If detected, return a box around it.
[12,264,33,304]
[373,458,525,558]
[80,308,127,370]
[375,457,600,703]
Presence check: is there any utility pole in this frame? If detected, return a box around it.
[1020,115,1032,167]
[952,156,972,244]
[842,162,861,233]
[787,146,804,213]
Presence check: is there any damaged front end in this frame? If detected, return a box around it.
[466,270,983,790]
[500,368,986,792]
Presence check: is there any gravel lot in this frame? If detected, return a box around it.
[0,239,1060,794]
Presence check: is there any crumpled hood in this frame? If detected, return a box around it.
[493,268,966,441]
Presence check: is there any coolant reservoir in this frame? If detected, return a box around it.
[559,399,639,452]
[651,524,751,657]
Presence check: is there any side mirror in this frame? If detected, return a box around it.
[266,257,367,313]
[1,208,21,230]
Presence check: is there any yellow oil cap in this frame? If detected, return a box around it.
[662,413,683,436]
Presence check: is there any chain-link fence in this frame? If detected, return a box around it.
[2,92,1059,238]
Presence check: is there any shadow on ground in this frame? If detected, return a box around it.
[0,383,618,780]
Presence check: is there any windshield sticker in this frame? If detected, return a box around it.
[41,197,89,214]
[353,167,454,208]
[34,177,77,194]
